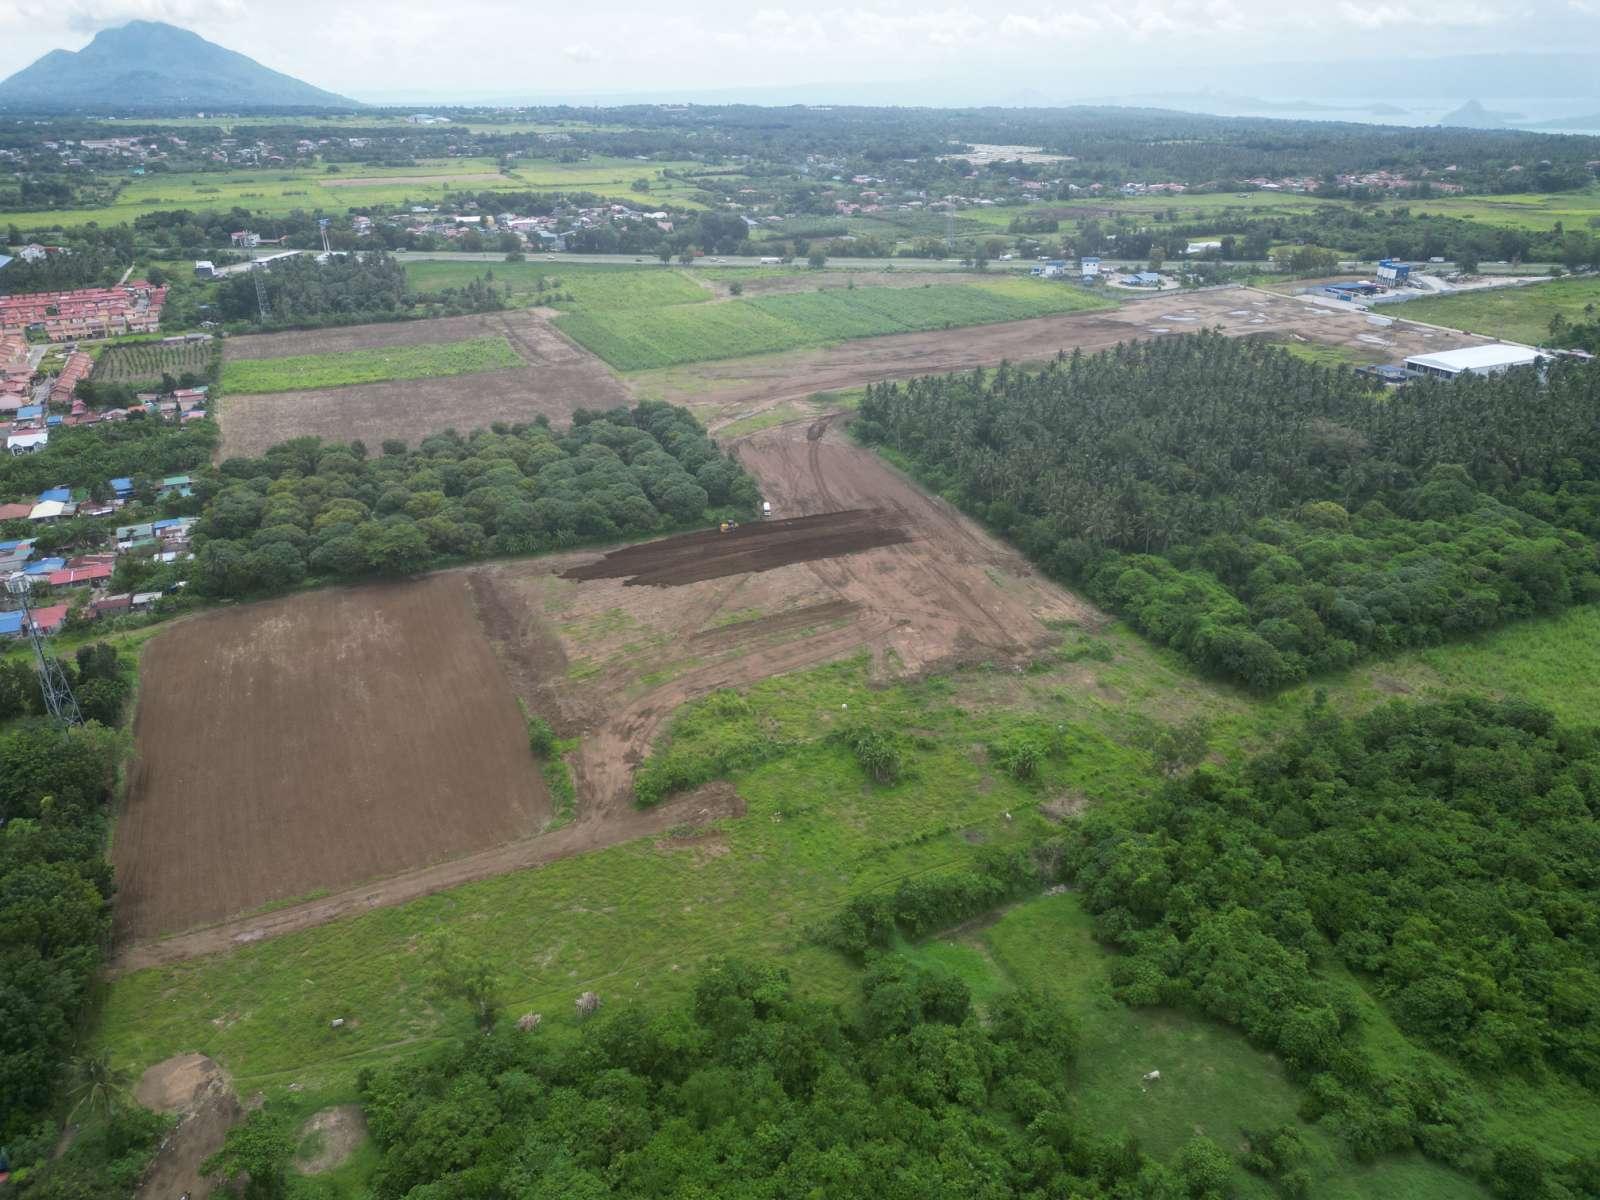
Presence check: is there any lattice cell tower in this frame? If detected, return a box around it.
[252,261,272,322]
[4,577,82,726]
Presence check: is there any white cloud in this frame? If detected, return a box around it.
[561,42,600,62]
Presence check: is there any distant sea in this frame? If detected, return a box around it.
[1127,94,1600,135]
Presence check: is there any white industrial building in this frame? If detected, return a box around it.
[1403,344,1548,381]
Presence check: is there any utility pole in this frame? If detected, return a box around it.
[5,578,81,726]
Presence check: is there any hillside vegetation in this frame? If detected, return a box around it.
[857,333,1600,688]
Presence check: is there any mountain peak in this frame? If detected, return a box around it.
[0,20,360,110]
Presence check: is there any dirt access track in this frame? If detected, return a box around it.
[217,308,630,459]
[638,284,1491,429]
[112,418,1097,973]
[113,574,551,943]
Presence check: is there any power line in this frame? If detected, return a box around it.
[4,578,82,727]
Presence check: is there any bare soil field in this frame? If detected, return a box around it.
[633,285,1491,430]
[113,574,550,941]
[112,415,1097,969]
[217,309,629,458]
[133,1054,243,1200]
[481,414,1100,814]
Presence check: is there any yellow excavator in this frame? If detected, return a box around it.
[719,521,740,534]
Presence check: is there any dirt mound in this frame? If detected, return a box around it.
[134,1053,227,1114]
[294,1104,368,1175]
[133,1055,243,1200]
[560,509,912,587]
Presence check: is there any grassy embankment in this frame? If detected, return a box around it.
[220,334,524,393]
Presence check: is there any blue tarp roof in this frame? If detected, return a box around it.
[151,518,185,530]
[17,405,41,419]
[45,415,62,426]
[37,487,70,503]
[0,611,23,636]
[0,254,13,273]
[110,477,133,491]
[0,538,32,553]
[23,557,65,575]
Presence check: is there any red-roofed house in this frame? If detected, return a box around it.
[48,564,113,587]
[28,603,68,634]
[0,502,33,521]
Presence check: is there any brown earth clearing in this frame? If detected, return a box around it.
[560,509,914,586]
[132,1054,244,1200]
[217,309,629,458]
[112,415,1095,969]
[632,285,1490,430]
[469,414,1099,824]
[294,1105,369,1174]
[113,574,550,942]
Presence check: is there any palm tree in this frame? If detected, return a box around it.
[67,1052,132,1123]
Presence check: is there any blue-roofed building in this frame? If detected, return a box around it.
[0,611,24,637]
[37,487,71,504]
[17,404,42,421]
[0,254,13,274]
[1129,271,1163,287]
[0,538,33,554]
[110,477,134,498]
[46,415,62,427]
[23,557,66,576]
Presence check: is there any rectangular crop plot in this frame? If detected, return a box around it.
[220,333,525,394]
[94,338,216,384]
[113,574,551,940]
[554,280,1114,370]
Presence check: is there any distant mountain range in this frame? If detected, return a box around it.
[0,21,359,110]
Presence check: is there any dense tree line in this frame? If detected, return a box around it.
[1067,697,1600,1196]
[857,333,1600,688]
[0,722,125,1137]
[1105,204,1600,270]
[192,403,757,598]
[213,250,504,328]
[311,955,1244,1200]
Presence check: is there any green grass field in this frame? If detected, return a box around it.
[1388,274,1600,343]
[6,157,703,232]
[555,277,1116,370]
[220,334,524,393]
[404,260,712,311]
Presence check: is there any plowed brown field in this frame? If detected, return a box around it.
[560,509,913,586]
[113,575,550,941]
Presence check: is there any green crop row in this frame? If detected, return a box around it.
[555,279,1114,370]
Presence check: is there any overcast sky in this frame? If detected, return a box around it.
[1,0,1598,103]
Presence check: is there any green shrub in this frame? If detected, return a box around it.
[527,714,557,757]
[837,723,904,784]
[988,720,1069,781]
